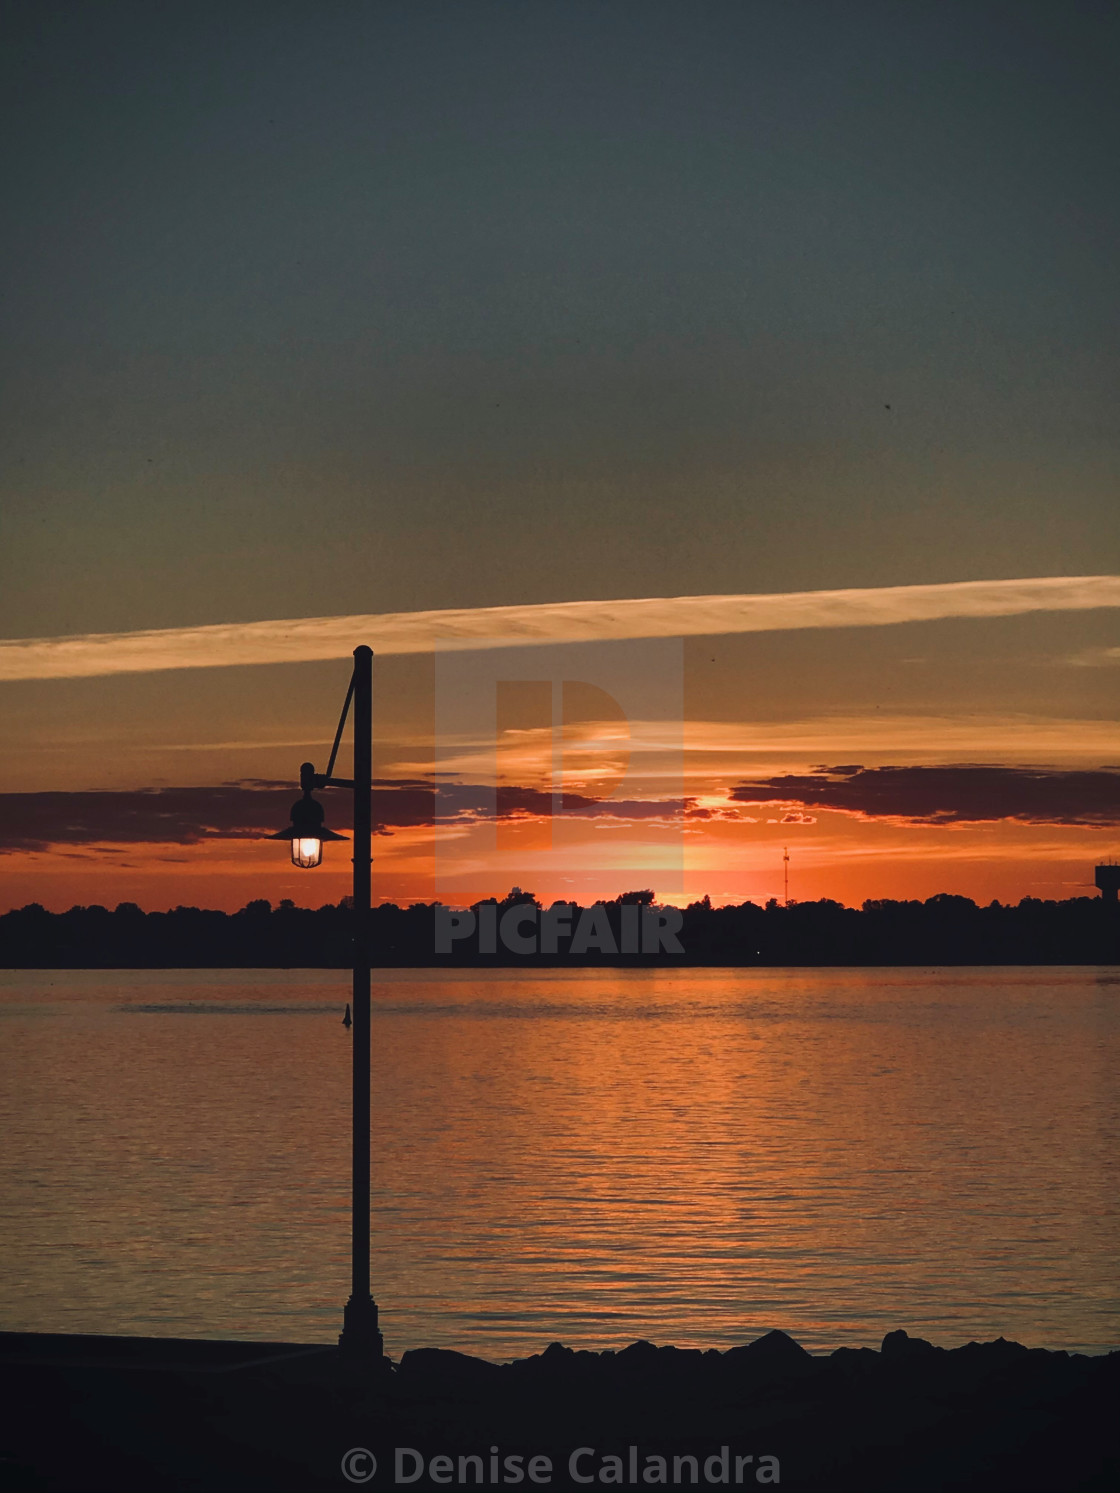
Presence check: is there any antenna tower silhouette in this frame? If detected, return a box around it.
[783,846,790,906]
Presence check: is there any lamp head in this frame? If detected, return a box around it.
[268,764,347,868]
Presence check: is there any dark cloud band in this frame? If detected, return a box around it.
[5,760,1118,854]
[0,780,687,853]
[730,764,1120,826]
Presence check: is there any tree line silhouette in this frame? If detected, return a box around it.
[0,889,1115,967]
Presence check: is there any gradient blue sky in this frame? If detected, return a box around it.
[3,0,1117,636]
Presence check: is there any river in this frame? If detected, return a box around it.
[1,965,1116,1358]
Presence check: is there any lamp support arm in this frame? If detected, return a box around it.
[324,668,356,782]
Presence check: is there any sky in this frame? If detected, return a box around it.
[1,0,1117,913]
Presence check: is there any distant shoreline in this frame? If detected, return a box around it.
[2,893,1116,969]
[2,957,1118,969]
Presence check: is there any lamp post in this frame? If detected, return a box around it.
[269,644,383,1360]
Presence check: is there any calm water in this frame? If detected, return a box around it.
[1,966,1117,1358]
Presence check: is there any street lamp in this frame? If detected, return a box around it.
[269,644,383,1361]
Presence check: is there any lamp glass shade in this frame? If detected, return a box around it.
[269,787,346,864]
[293,836,324,869]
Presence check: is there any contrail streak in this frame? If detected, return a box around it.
[1,575,1117,682]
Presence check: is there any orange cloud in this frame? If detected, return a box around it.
[3,575,1117,680]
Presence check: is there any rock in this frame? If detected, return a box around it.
[949,1336,1029,1365]
[881,1328,937,1358]
[617,1339,659,1360]
[725,1329,812,1368]
[829,1345,879,1373]
[396,1347,502,1395]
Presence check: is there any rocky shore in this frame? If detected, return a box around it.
[1,1328,1116,1492]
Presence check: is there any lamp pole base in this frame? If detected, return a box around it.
[339,1294,384,1359]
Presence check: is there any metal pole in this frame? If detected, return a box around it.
[339,644,382,1358]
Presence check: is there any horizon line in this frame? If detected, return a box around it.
[0,886,1106,917]
[1,574,1119,682]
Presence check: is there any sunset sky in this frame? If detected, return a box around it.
[1,1,1117,913]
